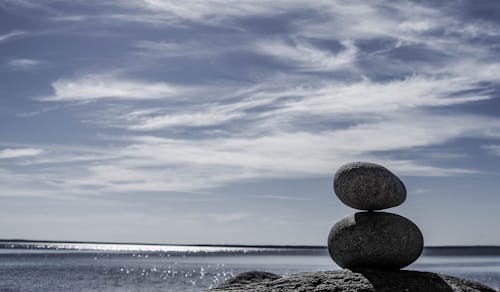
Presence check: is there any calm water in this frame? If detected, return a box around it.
[0,242,499,291]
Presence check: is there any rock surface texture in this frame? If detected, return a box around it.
[209,269,495,292]
[333,162,406,210]
[328,212,424,270]
[217,271,281,287]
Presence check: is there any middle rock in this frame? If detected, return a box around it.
[328,212,424,270]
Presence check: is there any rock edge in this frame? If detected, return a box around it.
[209,269,495,292]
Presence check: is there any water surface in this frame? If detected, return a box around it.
[1,242,499,291]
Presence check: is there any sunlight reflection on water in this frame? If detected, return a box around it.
[5,241,282,253]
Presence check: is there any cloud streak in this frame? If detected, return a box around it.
[256,39,358,72]
[0,148,43,159]
[0,30,25,43]
[5,58,41,70]
[482,145,500,156]
[40,74,180,101]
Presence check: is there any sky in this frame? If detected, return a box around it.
[1,0,500,246]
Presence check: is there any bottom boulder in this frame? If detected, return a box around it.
[209,269,495,292]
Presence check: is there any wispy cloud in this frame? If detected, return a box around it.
[46,0,298,27]
[125,108,244,131]
[260,76,491,117]
[249,194,313,201]
[0,30,25,43]
[5,58,41,70]
[482,145,500,156]
[130,0,292,23]
[212,212,252,223]
[256,39,358,72]
[0,148,43,159]
[105,96,273,131]
[39,74,180,101]
[135,40,216,58]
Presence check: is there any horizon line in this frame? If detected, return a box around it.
[1,238,500,249]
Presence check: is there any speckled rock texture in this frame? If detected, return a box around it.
[333,162,406,210]
[217,271,281,288]
[208,269,495,292]
[328,212,423,270]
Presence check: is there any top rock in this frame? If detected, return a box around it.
[333,162,406,210]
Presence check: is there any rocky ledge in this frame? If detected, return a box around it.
[209,270,495,292]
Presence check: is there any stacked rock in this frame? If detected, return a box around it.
[328,162,424,270]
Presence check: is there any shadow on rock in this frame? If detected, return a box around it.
[355,269,454,292]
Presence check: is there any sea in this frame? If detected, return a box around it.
[1,241,499,291]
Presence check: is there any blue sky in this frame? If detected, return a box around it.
[1,0,500,246]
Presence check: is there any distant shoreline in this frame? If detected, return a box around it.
[1,239,500,255]
[0,239,325,249]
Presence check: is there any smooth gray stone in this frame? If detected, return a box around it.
[328,212,424,270]
[334,162,407,210]
[209,269,495,292]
